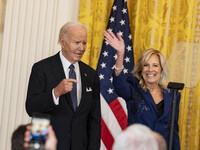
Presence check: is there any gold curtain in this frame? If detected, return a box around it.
[0,0,7,61]
[79,0,200,150]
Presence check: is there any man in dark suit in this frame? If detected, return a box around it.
[26,21,101,150]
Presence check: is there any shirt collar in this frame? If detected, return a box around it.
[59,51,79,70]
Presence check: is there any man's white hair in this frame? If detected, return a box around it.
[58,21,87,44]
[112,124,159,150]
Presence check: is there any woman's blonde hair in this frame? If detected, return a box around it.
[132,48,168,90]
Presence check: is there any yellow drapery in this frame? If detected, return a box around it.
[79,0,200,150]
[0,0,7,60]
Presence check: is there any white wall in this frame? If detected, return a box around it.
[0,0,80,149]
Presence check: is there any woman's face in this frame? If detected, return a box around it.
[141,54,162,86]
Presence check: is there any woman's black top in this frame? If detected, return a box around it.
[156,100,164,117]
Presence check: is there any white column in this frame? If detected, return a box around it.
[0,0,80,149]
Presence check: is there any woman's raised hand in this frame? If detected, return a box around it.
[104,30,125,55]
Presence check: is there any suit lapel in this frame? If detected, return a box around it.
[51,52,66,82]
[51,52,74,110]
[145,89,173,119]
[161,90,172,118]
[77,61,89,110]
[144,89,158,113]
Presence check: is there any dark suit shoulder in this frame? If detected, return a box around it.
[79,61,97,73]
[34,52,59,66]
[30,52,63,78]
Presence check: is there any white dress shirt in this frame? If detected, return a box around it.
[52,51,82,106]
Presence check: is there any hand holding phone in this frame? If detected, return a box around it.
[29,114,50,150]
[24,125,57,150]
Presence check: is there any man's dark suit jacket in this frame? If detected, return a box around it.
[26,52,101,150]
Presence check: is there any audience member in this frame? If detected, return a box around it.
[112,124,158,150]
[153,131,167,150]
[11,124,27,150]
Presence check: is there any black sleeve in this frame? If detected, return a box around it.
[26,63,56,117]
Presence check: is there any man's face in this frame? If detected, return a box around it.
[61,27,87,64]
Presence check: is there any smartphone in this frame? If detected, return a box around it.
[29,114,50,150]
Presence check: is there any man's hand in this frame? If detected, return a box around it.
[54,79,77,98]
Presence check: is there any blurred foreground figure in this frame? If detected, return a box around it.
[112,124,158,150]
[11,124,27,150]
